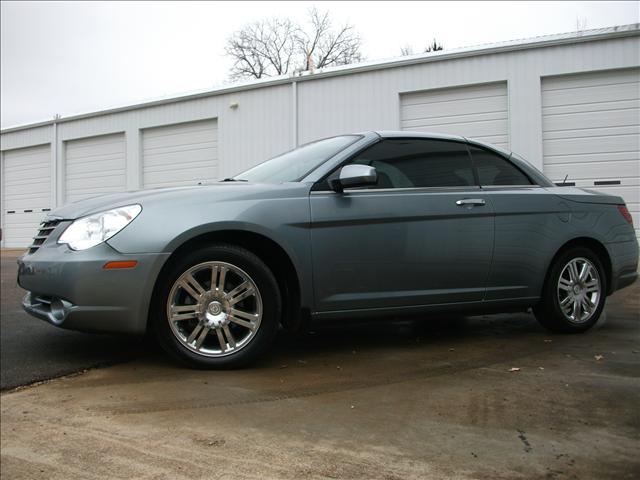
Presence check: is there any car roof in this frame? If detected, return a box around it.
[370,130,513,156]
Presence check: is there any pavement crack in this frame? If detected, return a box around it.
[517,429,532,453]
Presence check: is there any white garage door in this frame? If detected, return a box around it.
[65,132,126,203]
[1,144,51,247]
[401,82,509,149]
[142,119,218,189]
[542,68,640,238]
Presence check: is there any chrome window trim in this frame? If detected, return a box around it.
[310,185,483,195]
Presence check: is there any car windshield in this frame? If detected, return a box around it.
[231,135,361,183]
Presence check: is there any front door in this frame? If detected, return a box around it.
[309,137,495,313]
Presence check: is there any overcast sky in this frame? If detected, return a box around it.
[1,1,638,128]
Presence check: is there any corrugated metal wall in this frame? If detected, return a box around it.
[1,31,639,246]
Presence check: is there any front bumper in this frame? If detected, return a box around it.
[18,242,170,334]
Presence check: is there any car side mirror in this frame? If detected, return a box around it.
[329,165,378,193]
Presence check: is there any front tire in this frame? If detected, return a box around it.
[152,244,281,368]
[534,247,606,333]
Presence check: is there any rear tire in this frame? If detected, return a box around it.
[534,247,606,333]
[152,244,281,368]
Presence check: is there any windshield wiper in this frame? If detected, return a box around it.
[221,178,248,182]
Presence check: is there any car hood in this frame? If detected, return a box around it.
[49,182,309,219]
[545,186,625,205]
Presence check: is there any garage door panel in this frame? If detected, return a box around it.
[543,108,639,132]
[66,158,127,177]
[401,96,507,122]
[66,137,125,159]
[592,184,639,204]
[4,165,51,184]
[545,149,639,166]
[543,133,639,156]
[144,144,218,167]
[542,68,640,91]
[542,99,639,118]
[542,69,640,240]
[144,129,217,151]
[64,133,126,203]
[143,120,216,138]
[67,172,125,190]
[4,181,50,199]
[2,144,51,247]
[544,159,639,181]
[144,166,220,188]
[401,111,506,129]
[401,82,507,106]
[143,157,219,175]
[543,124,639,141]
[401,82,508,149]
[542,82,639,108]
[3,212,48,247]
[142,119,218,189]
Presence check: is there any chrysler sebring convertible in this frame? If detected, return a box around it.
[18,131,638,368]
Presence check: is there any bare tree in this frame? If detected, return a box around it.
[297,8,363,72]
[400,39,443,56]
[400,44,414,56]
[225,8,363,80]
[225,18,298,80]
[424,39,444,53]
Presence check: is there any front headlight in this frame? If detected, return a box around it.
[58,204,142,251]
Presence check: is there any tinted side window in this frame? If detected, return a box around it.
[469,146,532,186]
[347,139,475,189]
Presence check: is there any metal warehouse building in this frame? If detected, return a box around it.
[1,24,639,247]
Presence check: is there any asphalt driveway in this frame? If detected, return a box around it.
[1,248,639,479]
[0,250,148,390]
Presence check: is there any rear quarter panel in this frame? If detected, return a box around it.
[486,186,636,301]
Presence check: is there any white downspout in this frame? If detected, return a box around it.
[292,80,298,148]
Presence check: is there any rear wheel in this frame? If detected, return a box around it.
[534,247,606,333]
[152,244,281,368]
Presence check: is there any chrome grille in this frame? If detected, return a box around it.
[28,220,61,254]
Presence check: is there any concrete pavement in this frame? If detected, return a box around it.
[1,248,639,479]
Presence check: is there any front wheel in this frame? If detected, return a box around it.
[534,247,606,333]
[152,244,281,368]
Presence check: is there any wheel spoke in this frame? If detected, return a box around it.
[568,261,580,283]
[223,325,236,349]
[186,273,206,294]
[170,304,199,321]
[585,281,599,293]
[584,296,597,308]
[215,328,226,352]
[581,298,592,315]
[558,277,572,291]
[226,281,255,306]
[229,314,257,331]
[572,299,581,321]
[194,327,210,349]
[579,263,591,282]
[560,296,572,307]
[186,324,204,344]
[218,267,227,293]
[230,308,259,321]
[180,273,206,300]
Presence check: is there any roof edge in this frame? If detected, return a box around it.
[2,23,638,134]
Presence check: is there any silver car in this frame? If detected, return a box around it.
[18,131,639,368]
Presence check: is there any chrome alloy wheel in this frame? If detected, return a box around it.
[166,261,263,357]
[557,257,601,324]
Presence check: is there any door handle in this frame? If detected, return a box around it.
[456,198,486,207]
